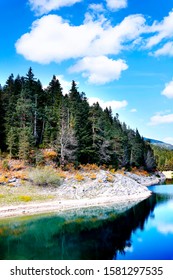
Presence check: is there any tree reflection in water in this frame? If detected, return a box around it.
[0,193,169,260]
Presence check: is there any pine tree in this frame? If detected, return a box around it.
[6,127,17,158]
[18,127,31,160]
[43,75,63,145]
[0,87,5,151]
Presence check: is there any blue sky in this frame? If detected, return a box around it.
[1,0,173,143]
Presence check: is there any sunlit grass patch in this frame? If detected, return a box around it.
[0,184,56,206]
[18,195,32,202]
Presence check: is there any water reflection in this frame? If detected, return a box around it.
[0,185,173,260]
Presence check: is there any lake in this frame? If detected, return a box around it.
[0,184,173,260]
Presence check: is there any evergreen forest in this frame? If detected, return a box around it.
[152,145,173,171]
[0,68,156,171]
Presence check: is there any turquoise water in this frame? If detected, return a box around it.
[0,185,173,260]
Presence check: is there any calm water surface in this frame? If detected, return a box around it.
[0,184,173,260]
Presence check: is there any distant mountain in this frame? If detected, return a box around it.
[144,138,173,150]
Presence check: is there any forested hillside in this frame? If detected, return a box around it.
[152,145,173,171]
[0,68,156,170]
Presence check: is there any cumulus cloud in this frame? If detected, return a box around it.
[153,42,173,57]
[28,0,82,15]
[106,0,127,11]
[56,75,72,94]
[15,13,146,64]
[149,113,173,126]
[145,11,173,50]
[15,15,104,63]
[162,80,173,98]
[88,97,128,110]
[88,3,105,13]
[69,56,128,84]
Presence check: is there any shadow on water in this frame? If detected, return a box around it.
[0,192,167,260]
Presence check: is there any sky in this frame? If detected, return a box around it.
[1,0,173,144]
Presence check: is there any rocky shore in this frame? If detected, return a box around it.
[0,169,166,218]
[57,170,166,200]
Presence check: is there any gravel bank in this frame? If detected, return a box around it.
[0,170,165,218]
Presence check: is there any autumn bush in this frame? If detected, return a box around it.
[74,173,84,181]
[42,149,57,161]
[80,163,99,171]
[29,167,61,187]
[89,173,97,180]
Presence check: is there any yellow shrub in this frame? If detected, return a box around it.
[109,168,116,174]
[74,173,84,181]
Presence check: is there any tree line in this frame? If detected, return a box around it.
[152,145,173,171]
[0,68,156,170]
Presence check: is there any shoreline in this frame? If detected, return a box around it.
[0,169,165,219]
[0,192,152,219]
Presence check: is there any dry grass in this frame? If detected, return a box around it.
[57,171,67,179]
[28,166,61,187]
[80,163,99,171]
[131,167,149,176]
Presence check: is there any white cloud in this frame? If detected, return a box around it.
[89,3,105,13]
[28,0,82,15]
[163,137,173,145]
[145,11,173,49]
[156,223,173,235]
[69,56,128,84]
[149,113,173,126]
[88,97,128,110]
[106,0,127,11]
[162,80,173,98]
[56,75,72,94]
[153,42,173,57]
[15,15,104,63]
[130,108,137,113]
[15,13,146,64]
